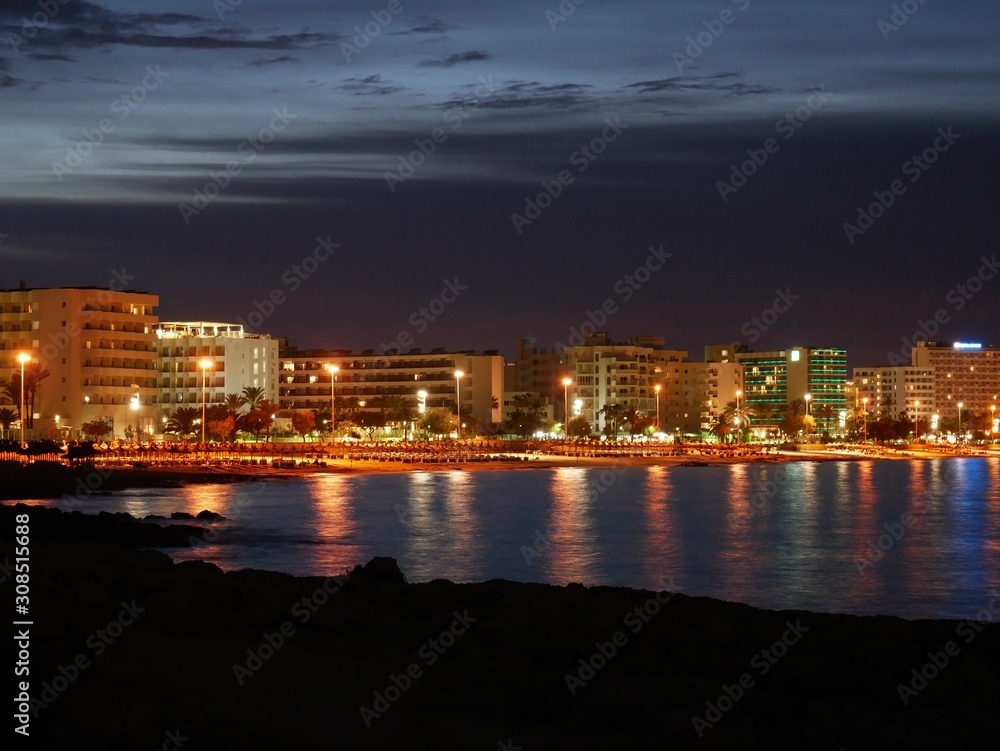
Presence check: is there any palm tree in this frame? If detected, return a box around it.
[223,392,248,441]
[255,399,279,442]
[164,407,200,439]
[599,403,626,438]
[240,386,266,411]
[0,407,16,439]
[710,412,732,443]
[381,394,413,428]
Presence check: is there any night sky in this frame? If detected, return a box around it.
[2,0,998,367]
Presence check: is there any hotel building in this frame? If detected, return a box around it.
[153,322,279,421]
[0,285,158,439]
[278,348,504,428]
[560,333,687,434]
[911,341,999,418]
[735,346,848,433]
[852,366,935,426]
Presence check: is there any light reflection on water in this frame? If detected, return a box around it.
[28,458,1000,619]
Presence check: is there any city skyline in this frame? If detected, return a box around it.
[1,0,999,367]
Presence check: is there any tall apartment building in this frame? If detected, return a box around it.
[736,346,848,433]
[561,333,687,434]
[153,322,279,420]
[512,338,564,407]
[911,341,999,416]
[0,286,158,439]
[278,348,504,428]
[852,367,935,425]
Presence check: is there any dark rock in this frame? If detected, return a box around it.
[349,555,406,583]
[196,509,226,521]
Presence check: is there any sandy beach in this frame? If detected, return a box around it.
[2,443,997,501]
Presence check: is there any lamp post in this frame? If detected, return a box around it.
[655,384,662,433]
[562,377,572,438]
[454,370,464,439]
[914,400,920,444]
[957,402,964,443]
[130,383,140,444]
[326,364,339,441]
[16,352,30,447]
[862,397,869,442]
[199,359,212,446]
[991,403,997,442]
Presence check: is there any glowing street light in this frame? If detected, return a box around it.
[325,364,339,440]
[417,390,427,414]
[804,393,811,414]
[562,377,572,438]
[16,352,31,447]
[654,384,662,432]
[199,359,212,446]
[454,370,464,439]
[914,400,920,444]
[957,402,964,442]
[862,397,869,442]
[130,382,140,443]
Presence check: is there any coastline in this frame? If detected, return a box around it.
[5,501,998,750]
[2,444,997,500]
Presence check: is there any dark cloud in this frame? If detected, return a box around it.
[337,74,404,96]
[29,53,76,62]
[626,72,779,96]
[391,17,460,35]
[0,1,334,52]
[419,51,491,68]
[245,55,298,68]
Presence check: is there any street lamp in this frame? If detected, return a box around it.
[325,364,339,441]
[804,393,811,415]
[16,352,31,447]
[655,384,662,432]
[957,402,964,443]
[199,359,212,446]
[417,390,427,414]
[454,370,464,439]
[562,377,572,438]
[991,403,997,442]
[862,397,869,442]
[130,383,140,443]
[914,400,920,444]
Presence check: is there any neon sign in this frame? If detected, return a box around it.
[953,342,982,350]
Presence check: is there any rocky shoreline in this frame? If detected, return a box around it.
[2,502,998,750]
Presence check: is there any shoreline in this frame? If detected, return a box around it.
[2,445,997,500]
[5,500,998,750]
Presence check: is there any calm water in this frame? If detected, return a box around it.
[30,458,1000,620]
